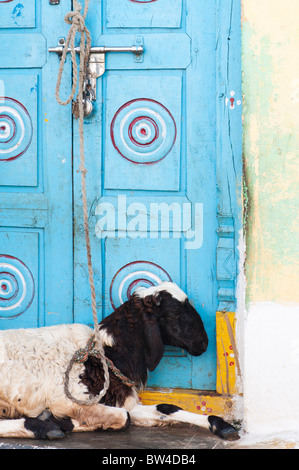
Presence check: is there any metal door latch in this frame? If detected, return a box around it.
[49,36,144,116]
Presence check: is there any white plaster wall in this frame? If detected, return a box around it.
[243,302,299,434]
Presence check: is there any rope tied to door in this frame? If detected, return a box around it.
[55,0,91,107]
[54,0,110,405]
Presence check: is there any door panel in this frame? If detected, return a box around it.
[105,238,181,316]
[105,73,181,191]
[0,74,38,187]
[0,231,39,326]
[0,0,36,29]
[106,0,183,29]
[0,34,46,69]
[0,1,73,329]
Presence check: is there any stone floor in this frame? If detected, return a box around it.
[0,423,298,450]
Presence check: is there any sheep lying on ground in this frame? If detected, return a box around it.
[0,282,239,440]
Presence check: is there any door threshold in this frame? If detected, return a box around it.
[138,388,235,418]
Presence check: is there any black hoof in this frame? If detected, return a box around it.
[25,410,74,440]
[46,429,66,440]
[208,415,240,441]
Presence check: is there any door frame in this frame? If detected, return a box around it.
[140,0,242,414]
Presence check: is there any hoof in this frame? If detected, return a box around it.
[46,429,66,440]
[37,410,52,421]
[208,415,240,441]
[25,410,73,440]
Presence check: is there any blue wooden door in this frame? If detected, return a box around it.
[0,1,241,392]
[73,0,224,391]
[0,1,73,328]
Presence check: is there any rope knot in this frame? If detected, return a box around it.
[73,335,96,363]
[79,164,87,175]
[56,0,91,108]
[70,335,137,388]
[64,11,86,32]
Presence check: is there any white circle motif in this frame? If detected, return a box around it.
[0,97,33,161]
[109,261,172,310]
[110,99,176,164]
[0,255,35,318]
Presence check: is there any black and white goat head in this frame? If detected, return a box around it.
[138,282,209,361]
[0,282,240,441]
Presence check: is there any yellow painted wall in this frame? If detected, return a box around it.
[242,0,299,304]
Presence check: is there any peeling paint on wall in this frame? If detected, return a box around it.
[241,0,299,436]
[242,0,299,304]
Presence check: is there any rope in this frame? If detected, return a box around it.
[55,0,110,404]
[67,336,136,388]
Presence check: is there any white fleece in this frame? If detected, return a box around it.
[0,323,111,417]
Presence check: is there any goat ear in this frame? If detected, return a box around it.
[153,292,162,306]
[142,312,164,371]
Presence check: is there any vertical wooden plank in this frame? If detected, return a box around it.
[73,1,103,326]
[216,311,241,395]
[186,0,218,390]
[42,1,73,325]
[216,0,242,312]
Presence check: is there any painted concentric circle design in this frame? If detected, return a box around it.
[110,98,177,164]
[0,255,35,318]
[0,97,33,161]
[109,260,172,309]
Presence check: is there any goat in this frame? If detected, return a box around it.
[0,282,239,440]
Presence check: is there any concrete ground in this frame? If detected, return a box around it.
[0,423,298,450]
